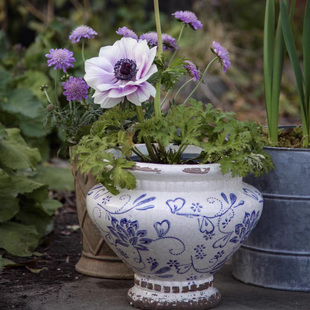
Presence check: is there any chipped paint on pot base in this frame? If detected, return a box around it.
[127,275,221,309]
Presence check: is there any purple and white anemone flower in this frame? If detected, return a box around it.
[84,37,158,108]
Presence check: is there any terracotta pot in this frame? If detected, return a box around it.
[71,158,133,279]
[86,148,263,309]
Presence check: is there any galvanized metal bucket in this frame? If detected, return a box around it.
[232,146,310,291]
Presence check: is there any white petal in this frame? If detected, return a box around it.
[108,85,138,98]
[127,82,156,105]
[93,90,123,108]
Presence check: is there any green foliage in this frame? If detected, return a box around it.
[0,124,62,258]
[73,100,273,194]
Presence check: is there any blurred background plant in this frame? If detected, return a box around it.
[0,0,306,261]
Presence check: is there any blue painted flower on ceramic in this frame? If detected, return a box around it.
[108,217,153,251]
[194,244,206,259]
[167,259,180,268]
[203,232,215,241]
[191,202,203,212]
[230,211,260,244]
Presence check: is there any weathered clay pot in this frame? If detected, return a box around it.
[71,160,133,279]
[86,153,263,309]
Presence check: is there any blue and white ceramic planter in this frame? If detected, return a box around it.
[86,159,263,309]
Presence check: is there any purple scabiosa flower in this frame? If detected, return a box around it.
[45,48,75,72]
[139,32,158,47]
[184,60,200,81]
[84,37,158,108]
[140,32,177,51]
[211,41,231,73]
[172,11,203,30]
[162,34,178,52]
[116,26,138,40]
[69,25,98,43]
[62,76,89,101]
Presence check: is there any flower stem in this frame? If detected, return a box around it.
[169,24,185,65]
[173,78,194,101]
[54,69,59,106]
[183,57,217,105]
[136,105,157,161]
[153,0,162,118]
[81,39,86,63]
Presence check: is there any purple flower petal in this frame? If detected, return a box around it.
[69,25,98,43]
[62,76,89,101]
[211,41,231,73]
[172,11,203,30]
[184,60,200,81]
[116,26,138,40]
[45,48,75,72]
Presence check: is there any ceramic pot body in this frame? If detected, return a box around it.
[233,146,310,291]
[86,160,263,309]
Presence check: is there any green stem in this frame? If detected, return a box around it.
[54,69,59,106]
[174,78,194,101]
[44,89,52,105]
[153,0,163,118]
[169,24,185,65]
[136,105,157,161]
[153,0,163,57]
[183,57,217,105]
[81,39,86,63]
[171,144,188,163]
[161,90,171,107]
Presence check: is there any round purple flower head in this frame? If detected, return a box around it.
[62,76,89,101]
[69,25,98,43]
[84,37,158,108]
[140,32,177,51]
[172,11,203,30]
[116,27,138,40]
[211,41,231,73]
[45,48,75,72]
[184,60,200,81]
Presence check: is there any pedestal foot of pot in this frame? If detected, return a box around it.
[127,274,221,310]
[75,253,134,279]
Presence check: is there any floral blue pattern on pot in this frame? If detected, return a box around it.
[87,181,263,279]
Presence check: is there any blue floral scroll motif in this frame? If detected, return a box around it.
[230,210,260,244]
[107,217,153,263]
[243,188,263,203]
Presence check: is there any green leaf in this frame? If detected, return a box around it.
[0,68,11,95]
[0,123,8,141]
[0,256,16,271]
[0,195,19,223]
[0,128,41,170]
[40,198,62,216]
[19,112,49,138]
[17,70,50,102]
[15,209,53,238]
[0,222,39,257]
[10,175,45,195]
[2,88,44,119]
[0,31,6,60]
[280,1,307,139]
[0,168,16,196]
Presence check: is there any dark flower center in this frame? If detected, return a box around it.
[114,58,137,81]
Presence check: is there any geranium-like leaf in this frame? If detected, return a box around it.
[0,195,19,223]
[0,222,39,257]
[0,128,41,170]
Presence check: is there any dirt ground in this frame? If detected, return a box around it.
[0,192,82,308]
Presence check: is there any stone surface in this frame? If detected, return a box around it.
[1,261,310,310]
